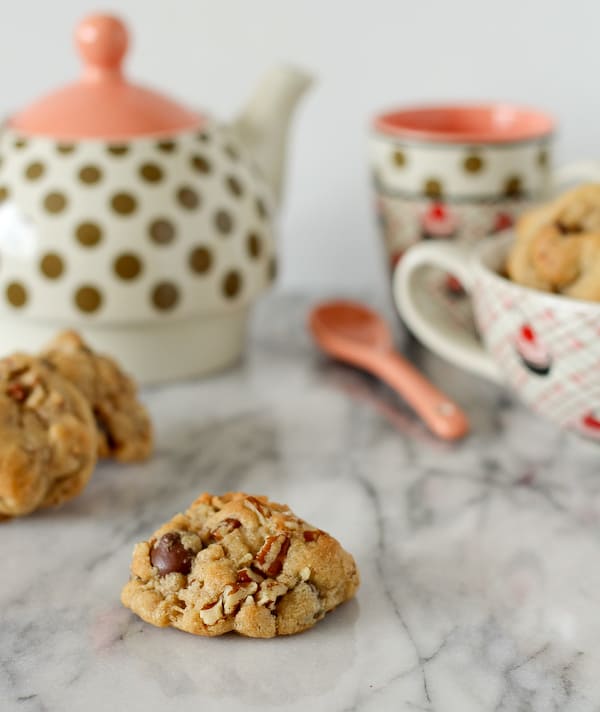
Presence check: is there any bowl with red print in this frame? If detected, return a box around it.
[393,232,600,441]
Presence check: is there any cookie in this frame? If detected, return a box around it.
[0,354,98,518]
[121,492,360,638]
[42,331,152,462]
[507,184,600,301]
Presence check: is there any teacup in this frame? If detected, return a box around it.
[393,233,600,441]
[370,103,593,275]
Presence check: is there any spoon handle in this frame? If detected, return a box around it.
[371,350,469,440]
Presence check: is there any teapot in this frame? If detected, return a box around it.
[0,14,311,382]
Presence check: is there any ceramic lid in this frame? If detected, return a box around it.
[10,14,203,140]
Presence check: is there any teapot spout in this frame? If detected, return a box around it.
[232,65,312,205]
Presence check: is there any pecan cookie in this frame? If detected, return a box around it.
[507,184,600,301]
[42,331,152,462]
[121,492,360,637]
[0,354,98,518]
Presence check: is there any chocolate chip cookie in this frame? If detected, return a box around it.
[42,331,152,462]
[0,354,98,518]
[121,492,360,637]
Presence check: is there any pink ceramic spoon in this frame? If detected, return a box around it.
[309,300,469,441]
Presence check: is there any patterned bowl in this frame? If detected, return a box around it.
[394,233,600,441]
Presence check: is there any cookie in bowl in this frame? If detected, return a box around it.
[121,492,360,638]
[0,354,98,518]
[506,183,600,301]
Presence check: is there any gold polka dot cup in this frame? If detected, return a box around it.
[370,104,561,269]
[0,14,311,382]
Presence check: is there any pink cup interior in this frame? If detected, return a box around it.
[374,104,555,143]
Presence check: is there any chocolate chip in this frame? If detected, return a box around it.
[150,532,194,576]
[556,221,579,235]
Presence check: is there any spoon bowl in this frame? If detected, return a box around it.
[309,300,469,441]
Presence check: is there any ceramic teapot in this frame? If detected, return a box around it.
[0,14,310,382]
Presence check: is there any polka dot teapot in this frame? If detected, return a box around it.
[0,14,311,382]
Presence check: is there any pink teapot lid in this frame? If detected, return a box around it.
[10,14,202,139]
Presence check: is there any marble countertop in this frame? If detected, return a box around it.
[2,294,600,712]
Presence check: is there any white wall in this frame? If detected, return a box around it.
[3,0,599,290]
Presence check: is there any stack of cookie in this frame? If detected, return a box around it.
[0,331,152,519]
[506,183,600,301]
[0,338,361,637]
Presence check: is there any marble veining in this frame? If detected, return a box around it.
[1,294,599,712]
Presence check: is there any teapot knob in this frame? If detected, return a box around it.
[75,14,128,80]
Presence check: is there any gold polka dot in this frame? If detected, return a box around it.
[24,161,45,180]
[139,163,163,183]
[226,175,243,198]
[78,164,103,184]
[256,197,268,220]
[224,144,239,161]
[0,186,9,203]
[56,143,75,154]
[504,175,523,198]
[106,144,129,156]
[268,256,277,282]
[215,209,233,235]
[392,150,406,167]
[538,148,549,167]
[111,192,137,215]
[43,192,67,214]
[156,140,176,153]
[191,154,211,174]
[222,270,242,298]
[40,252,64,279]
[256,198,269,220]
[114,253,142,280]
[6,282,27,307]
[75,222,102,247]
[177,186,200,210]
[423,179,443,199]
[189,246,212,274]
[247,232,262,259]
[152,282,179,311]
[14,138,27,149]
[149,219,175,245]
[463,154,484,173]
[74,285,102,313]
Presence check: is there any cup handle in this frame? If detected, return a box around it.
[393,242,504,384]
[553,160,600,189]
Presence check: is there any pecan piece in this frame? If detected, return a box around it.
[210,517,241,541]
[243,495,270,523]
[237,567,262,584]
[303,529,322,543]
[6,382,30,402]
[254,534,290,577]
[223,581,258,616]
[199,597,224,625]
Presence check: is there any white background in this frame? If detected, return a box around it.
[3,0,599,291]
